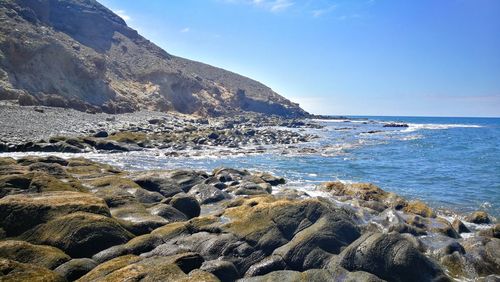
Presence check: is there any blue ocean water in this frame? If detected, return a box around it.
[4,116,499,217]
[103,116,499,217]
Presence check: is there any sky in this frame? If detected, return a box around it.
[99,0,500,117]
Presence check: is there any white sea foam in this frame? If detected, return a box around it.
[402,123,483,133]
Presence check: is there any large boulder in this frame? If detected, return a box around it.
[0,240,70,269]
[133,174,183,197]
[188,183,230,204]
[321,182,406,209]
[338,232,448,282]
[465,211,491,224]
[169,193,201,219]
[20,212,134,258]
[78,254,219,282]
[0,258,65,282]
[0,191,110,236]
[54,258,98,281]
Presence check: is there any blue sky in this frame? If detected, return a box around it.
[100,0,500,117]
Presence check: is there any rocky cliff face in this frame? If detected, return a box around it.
[0,0,307,117]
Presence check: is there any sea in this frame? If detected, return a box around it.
[4,116,499,218]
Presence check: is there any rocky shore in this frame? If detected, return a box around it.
[0,104,319,156]
[0,155,498,281]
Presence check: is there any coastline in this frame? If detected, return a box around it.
[0,155,497,281]
[0,105,498,281]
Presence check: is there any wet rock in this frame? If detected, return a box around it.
[54,258,98,281]
[431,218,461,239]
[20,212,134,258]
[0,240,70,270]
[478,224,500,239]
[148,204,188,222]
[188,183,230,204]
[383,123,409,128]
[273,215,361,270]
[93,140,129,151]
[0,191,110,236]
[133,175,183,197]
[321,181,406,209]
[466,211,491,224]
[200,260,240,282]
[232,182,271,196]
[244,255,287,277]
[388,222,427,236]
[170,193,201,219]
[0,258,65,282]
[168,170,207,192]
[462,237,500,276]
[338,232,448,282]
[111,203,168,235]
[452,218,470,234]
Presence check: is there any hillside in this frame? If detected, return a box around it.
[0,0,307,117]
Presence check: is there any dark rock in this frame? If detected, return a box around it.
[452,219,470,233]
[94,140,129,151]
[244,255,287,277]
[200,260,240,282]
[465,211,491,224]
[188,183,230,204]
[148,204,188,222]
[170,193,201,219]
[133,175,183,197]
[383,123,409,128]
[54,258,97,281]
[478,224,500,239]
[338,232,447,282]
[93,131,109,138]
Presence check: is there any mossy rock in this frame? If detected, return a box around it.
[0,191,110,236]
[0,157,16,166]
[0,258,65,282]
[111,203,168,235]
[20,212,134,258]
[107,132,149,144]
[65,158,121,177]
[465,211,491,224]
[403,200,436,218]
[0,240,70,269]
[78,255,219,282]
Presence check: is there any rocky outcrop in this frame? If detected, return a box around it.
[0,0,307,117]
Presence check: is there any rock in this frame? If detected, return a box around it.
[0,191,110,236]
[93,131,109,138]
[232,182,271,196]
[273,215,360,270]
[244,255,287,277]
[478,224,500,239]
[0,258,65,282]
[239,267,383,282]
[383,123,409,128]
[253,172,285,186]
[168,170,207,192]
[54,258,98,281]
[20,212,134,258]
[170,193,201,219]
[200,260,240,282]
[0,240,70,269]
[321,181,406,209]
[93,140,129,151]
[78,255,219,282]
[133,175,183,197]
[403,200,436,218]
[452,219,470,233]
[208,132,219,139]
[111,203,168,235]
[465,211,491,224]
[462,237,500,277]
[148,204,188,222]
[188,183,230,204]
[388,222,427,236]
[338,232,447,282]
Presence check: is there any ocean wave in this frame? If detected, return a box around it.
[403,123,483,132]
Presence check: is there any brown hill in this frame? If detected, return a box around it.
[0,0,307,117]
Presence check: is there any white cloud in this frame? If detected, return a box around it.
[113,10,131,21]
[312,4,337,18]
[222,0,294,12]
[180,27,190,33]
